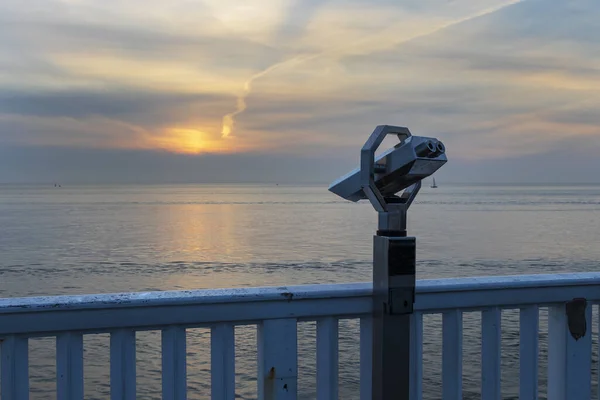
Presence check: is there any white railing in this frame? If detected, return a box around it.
[1,272,599,400]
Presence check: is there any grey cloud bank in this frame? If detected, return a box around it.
[2,138,600,185]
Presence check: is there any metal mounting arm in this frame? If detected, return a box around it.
[359,125,422,235]
[360,125,413,213]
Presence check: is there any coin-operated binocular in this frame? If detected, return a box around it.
[328,125,447,400]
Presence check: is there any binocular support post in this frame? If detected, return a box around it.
[372,182,420,400]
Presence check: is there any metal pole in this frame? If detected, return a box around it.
[372,200,417,400]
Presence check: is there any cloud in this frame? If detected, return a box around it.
[438,135,600,184]
[0,90,228,120]
[1,19,284,74]
[220,59,300,138]
[3,134,600,185]
[1,0,600,183]
[0,144,353,184]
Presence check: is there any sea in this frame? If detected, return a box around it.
[1,183,599,399]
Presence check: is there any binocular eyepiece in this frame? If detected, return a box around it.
[415,139,445,158]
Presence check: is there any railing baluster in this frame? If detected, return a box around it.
[1,335,29,400]
[519,306,538,400]
[211,323,235,400]
[162,326,187,400]
[548,302,593,400]
[548,305,566,400]
[409,312,423,400]
[110,329,137,400]
[482,308,501,400]
[317,317,338,400]
[442,309,462,400]
[57,332,84,399]
[257,318,298,400]
[359,316,372,400]
[569,302,592,399]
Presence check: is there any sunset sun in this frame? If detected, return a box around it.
[155,128,217,154]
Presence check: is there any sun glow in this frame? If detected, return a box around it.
[152,128,222,154]
[142,125,263,155]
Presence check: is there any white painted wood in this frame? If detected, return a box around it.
[566,303,592,399]
[481,308,501,400]
[211,323,235,400]
[56,332,84,400]
[442,310,462,400]
[316,317,338,400]
[415,273,600,312]
[548,305,566,400]
[359,316,372,400]
[409,312,423,400]
[8,272,600,315]
[3,273,600,336]
[0,283,372,336]
[257,318,298,400]
[110,329,136,400]
[519,306,538,400]
[0,274,599,400]
[0,335,29,400]
[162,326,187,400]
[548,302,593,400]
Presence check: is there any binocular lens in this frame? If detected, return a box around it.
[416,140,439,157]
[436,141,445,154]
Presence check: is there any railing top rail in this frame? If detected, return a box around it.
[2,272,600,314]
[1,272,600,336]
[0,283,372,314]
[414,271,600,311]
[416,271,600,293]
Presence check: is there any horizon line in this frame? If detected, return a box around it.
[2,181,600,186]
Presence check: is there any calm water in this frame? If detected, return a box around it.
[1,184,599,399]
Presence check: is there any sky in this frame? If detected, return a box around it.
[1,0,599,184]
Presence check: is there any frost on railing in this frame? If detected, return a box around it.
[1,272,600,400]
